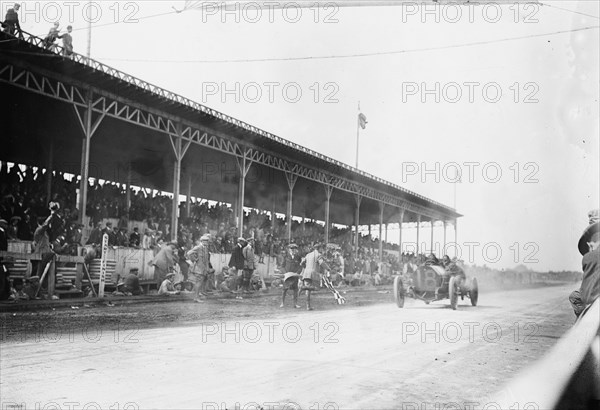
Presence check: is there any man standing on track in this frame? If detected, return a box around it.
[187,234,211,302]
[301,242,329,311]
[280,243,302,308]
[228,237,246,298]
[242,237,256,294]
[152,242,178,293]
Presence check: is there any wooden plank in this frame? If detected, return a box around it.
[0,251,84,263]
[75,263,83,289]
[48,258,56,297]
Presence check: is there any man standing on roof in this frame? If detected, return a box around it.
[2,4,21,37]
[59,25,73,57]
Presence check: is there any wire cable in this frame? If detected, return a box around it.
[93,25,599,64]
[540,2,599,20]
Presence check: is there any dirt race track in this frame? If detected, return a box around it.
[0,283,576,410]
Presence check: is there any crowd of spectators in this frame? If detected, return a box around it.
[1,163,410,280]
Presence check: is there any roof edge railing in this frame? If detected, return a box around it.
[3,29,457,213]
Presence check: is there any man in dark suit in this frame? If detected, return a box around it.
[569,209,599,318]
[228,237,246,297]
[129,227,141,247]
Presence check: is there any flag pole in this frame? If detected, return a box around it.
[355,101,360,169]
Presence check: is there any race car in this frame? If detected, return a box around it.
[394,260,478,310]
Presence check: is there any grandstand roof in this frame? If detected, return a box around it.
[0,30,461,226]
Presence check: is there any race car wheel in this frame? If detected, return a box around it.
[449,276,458,310]
[394,276,405,308]
[469,277,479,306]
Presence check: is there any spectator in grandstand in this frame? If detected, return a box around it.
[116,227,129,247]
[87,222,103,245]
[129,227,141,248]
[59,25,73,57]
[158,272,180,296]
[151,242,178,291]
[66,222,83,247]
[2,3,21,37]
[43,22,60,50]
[242,237,256,294]
[17,214,33,241]
[569,210,599,318]
[122,267,143,296]
[6,216,20,240]
[46,202,64,243]
[0,219,8,251]
[142,229,152,249]
[102,222,117,246]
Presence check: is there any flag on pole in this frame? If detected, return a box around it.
[358,112,368,129]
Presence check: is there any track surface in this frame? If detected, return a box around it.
[0,284,575,410]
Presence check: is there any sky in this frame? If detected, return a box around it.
[4,0,599,271]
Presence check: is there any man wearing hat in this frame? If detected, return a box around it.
[158,272,180,296]
[187,234,211,302]
[129,227,141,248]
[228,237,247,296]
[280,243,303,308]
[116,227,129,247]
[569,209,600,318]
[86,222,103,245]
[242,237,256,294]
[301,242,329,310]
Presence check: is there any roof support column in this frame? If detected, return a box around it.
[354,194,362,259]
[74,91,105,224]
[236,152,253,239]
[168,124,192,242]
[284,172,298,242]
[454,218,458,253]
[186,171,192,218]
[398,209,405,262]
[443,220,447,255]
[323,185,334,244]
[430,219,435,255]
[46,140,53,203]
[378,202,384,263]
[416,214,421,255]
[125,163,131,212]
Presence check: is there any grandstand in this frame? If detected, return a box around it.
[0,28,461,256]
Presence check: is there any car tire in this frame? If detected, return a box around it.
[394,275,405,308]
[469,277,479,306]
